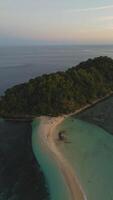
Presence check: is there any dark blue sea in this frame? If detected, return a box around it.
[0,45,113,94]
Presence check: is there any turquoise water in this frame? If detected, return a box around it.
[32,119,70,200]
[58,117,113,200]
[32,117,113,200]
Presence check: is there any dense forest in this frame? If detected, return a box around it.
[0,56,113,117]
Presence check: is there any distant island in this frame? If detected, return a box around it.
[0,56,113,118]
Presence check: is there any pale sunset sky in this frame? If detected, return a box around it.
[0,0,113,45]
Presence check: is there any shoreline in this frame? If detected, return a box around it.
[37,116,87,200]
[2,92,113,121]
[68,92,113,117]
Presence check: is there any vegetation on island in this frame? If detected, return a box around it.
[0,56,113,118]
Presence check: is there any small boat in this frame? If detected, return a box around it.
[58,131,65,141]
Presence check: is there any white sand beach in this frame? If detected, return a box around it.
[37,116,87,200]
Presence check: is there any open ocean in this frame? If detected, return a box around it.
[0,45,113,94]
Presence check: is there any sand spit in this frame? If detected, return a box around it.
[37,116,87,200]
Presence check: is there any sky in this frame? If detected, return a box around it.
[0,0,113,45]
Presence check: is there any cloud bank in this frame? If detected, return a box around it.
[67,4,113,13]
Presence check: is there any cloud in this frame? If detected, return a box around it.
[66,4,113,13]
[98,16,113,21]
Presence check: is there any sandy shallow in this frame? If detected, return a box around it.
[37,116,87,200]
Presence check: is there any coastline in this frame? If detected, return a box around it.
[2,93,113,199]
[68,92,113,117]
[1,91,113,121]
[37,116,87,200]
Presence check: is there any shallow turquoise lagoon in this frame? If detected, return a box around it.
[58,117,113,200]
[32,119,70,200]
[32,117,113,200]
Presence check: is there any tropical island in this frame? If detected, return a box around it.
[0,56,113,118]
[1,56,113,200]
